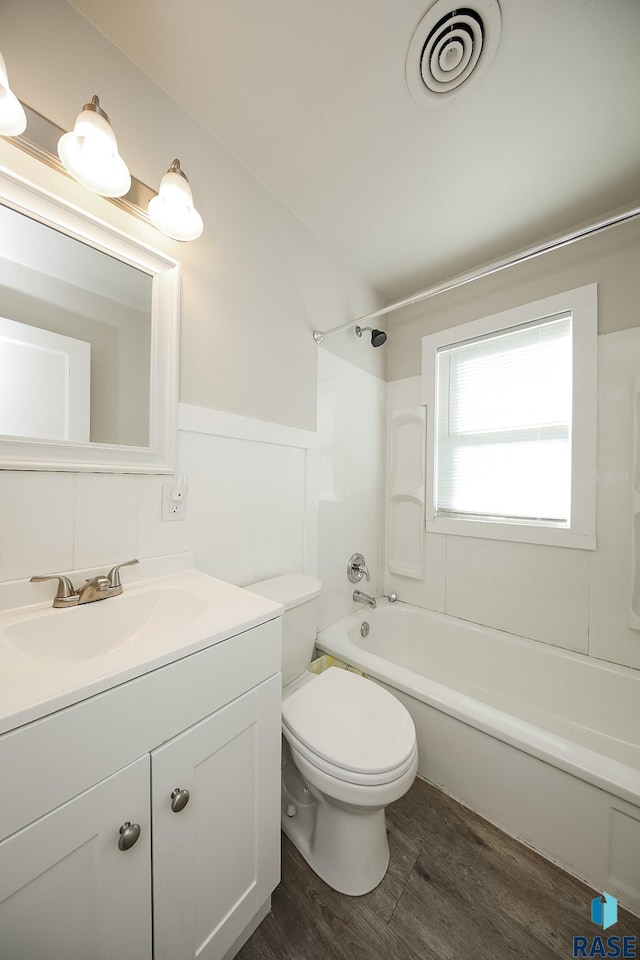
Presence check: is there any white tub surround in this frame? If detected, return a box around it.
[317,349,385,630]
[385,328,640,672]
[317,601,640,917]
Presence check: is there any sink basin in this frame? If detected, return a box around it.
[0,559,283,736]
[2,588,208,667]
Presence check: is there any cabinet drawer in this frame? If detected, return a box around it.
[0,618,280,840]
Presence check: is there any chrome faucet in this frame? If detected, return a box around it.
[353,589,377,609]
[31,559,139,608]
[347,552,371,584]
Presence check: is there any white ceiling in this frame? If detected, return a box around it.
[70,0,640,302]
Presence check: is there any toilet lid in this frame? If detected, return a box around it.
[281,667,416,777]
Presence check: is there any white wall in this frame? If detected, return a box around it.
[179,406,317,586]
[317,349,385,629]
[0,0,381,592]
[384,326,640,670]
[2,0,378,429]
[1,0,383,431]
[387,217,640,382]
[0,404,317,589]
[0,470,184,583]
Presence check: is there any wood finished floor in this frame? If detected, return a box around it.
[237,776,640,960]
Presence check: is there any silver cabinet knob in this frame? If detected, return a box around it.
[118,821,141,851]
[170,788,190,813]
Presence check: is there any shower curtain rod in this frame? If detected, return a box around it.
[312,203,640,343]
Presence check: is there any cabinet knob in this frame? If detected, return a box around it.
[118,821,141,851]
[170,787,190,813]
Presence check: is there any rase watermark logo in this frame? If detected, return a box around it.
[592,894,619,931]
[572,893,637,958]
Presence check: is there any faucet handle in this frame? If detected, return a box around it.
[30,574,77,604]
[347,553,370,583]
[107,559,139,589]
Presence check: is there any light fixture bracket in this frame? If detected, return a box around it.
[168,158,188,181]
[148,156,203,241]
[83,94,110,123]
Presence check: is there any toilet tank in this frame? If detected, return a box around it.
[246,574,322,687]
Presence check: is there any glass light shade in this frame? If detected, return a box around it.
[57,98,131,198]
[148,162,203,241]
[0,52,27,136]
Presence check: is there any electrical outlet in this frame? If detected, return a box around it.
[162,483,187,521]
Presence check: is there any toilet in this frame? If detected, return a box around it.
[247,574,418,896]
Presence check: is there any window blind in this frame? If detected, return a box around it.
[435,313,572,525]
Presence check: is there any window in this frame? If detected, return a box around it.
[436,313,572,525]
[421,285,597,548]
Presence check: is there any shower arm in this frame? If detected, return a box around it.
[312,202,640,344]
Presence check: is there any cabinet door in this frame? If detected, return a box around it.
[0,755,151,960]
[152,675,281,960]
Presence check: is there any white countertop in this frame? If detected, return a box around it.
[0,554,282,736]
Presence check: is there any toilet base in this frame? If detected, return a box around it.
[281,747,391,896]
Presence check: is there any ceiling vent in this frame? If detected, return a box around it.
[406,0,502,107]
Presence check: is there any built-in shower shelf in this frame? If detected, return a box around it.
[629,376,640,631]
[387,407,426,579]
[389,486,424,501]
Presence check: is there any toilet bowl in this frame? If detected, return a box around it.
[246,575,418,896]
[282,666,418,894]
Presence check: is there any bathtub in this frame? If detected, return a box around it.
[317,600,640,916]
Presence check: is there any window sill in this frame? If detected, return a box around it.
[426,515,595,550]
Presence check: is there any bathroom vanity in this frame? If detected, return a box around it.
[0,556,283,960]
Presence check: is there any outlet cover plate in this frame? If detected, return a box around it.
[162,483,186,522]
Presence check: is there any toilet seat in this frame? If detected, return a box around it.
[281,667,417,786]
[284,725,418,786]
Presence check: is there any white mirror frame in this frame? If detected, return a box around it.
[0,162,180,473]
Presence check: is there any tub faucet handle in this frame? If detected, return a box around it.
[385,593,398,603]
[347,552,370,583]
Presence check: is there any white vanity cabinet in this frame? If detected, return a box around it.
[0,616,282,960]
[152,680,280,960]
[0,755,152,960]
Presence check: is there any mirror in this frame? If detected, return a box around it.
[0,163,179,473]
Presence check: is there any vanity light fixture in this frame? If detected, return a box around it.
[57,95,131,198]
[5,98,204,243]
[148,159,204,241]
[0,50,27,136]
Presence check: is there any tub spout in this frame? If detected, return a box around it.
[353,589,377,609]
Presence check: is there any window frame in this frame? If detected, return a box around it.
[421,284,597,549]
